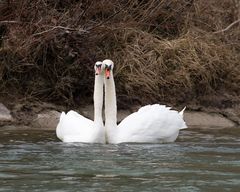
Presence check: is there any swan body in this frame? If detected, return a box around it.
[103,59,187,144]
[57,110,99,142]
[56,62,105,143]
[114,104,186,143]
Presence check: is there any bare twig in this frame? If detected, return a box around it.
[213,19,240,34]
[86,1,130,31]
[32,26,88,37]
[77,0,93,24]
[0,20,19,24]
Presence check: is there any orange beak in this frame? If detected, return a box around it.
[105,69,110,79]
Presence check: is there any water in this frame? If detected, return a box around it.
[0,127,240,192]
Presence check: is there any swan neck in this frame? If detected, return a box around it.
[94,74,104,127]
[104,71,117,129]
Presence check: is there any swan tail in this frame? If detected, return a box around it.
[179,122,188,130]
[179,107,187,130]
[179,106,186,117]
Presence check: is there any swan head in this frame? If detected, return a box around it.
[102,59,114,79]
[94,61,103,75]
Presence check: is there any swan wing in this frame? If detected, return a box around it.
[179,106,186,117]
[178,106,187,129]
[116,104,187,143]
[56,110,94,142]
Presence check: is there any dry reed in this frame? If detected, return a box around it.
[0,0,239,107]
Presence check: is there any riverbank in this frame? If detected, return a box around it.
[0,100,239,131]
[1,0,239,110]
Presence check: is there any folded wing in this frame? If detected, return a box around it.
[116,104,187,143]
[56,110,94,142]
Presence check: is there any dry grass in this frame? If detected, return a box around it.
[99,28,239,106]
[0,0,239,107]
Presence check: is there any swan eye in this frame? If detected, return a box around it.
[105,65,112,70]
[95,63,103,75]
[96,64,102,68]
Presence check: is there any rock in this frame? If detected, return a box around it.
[222,108,240,125]
[32,110,61,130]
[184,111,236,128]
[31,106,237,130]
[0,103,13,122]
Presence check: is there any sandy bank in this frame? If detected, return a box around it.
[0,102,239,131]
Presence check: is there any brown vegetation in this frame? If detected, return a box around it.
[0,0,239,108]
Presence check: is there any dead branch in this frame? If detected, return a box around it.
[32,26,88,37]
[0,20,20,24]
[213,19,240,34]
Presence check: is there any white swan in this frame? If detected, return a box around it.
[56,61,105,143]
[103,59,187,144]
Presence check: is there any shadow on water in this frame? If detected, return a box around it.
[0,126,240,192]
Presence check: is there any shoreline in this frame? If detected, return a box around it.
[0,101,239,131]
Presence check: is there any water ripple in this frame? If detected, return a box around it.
[0,128,239,191]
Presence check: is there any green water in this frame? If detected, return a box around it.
[0,128,240,192]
